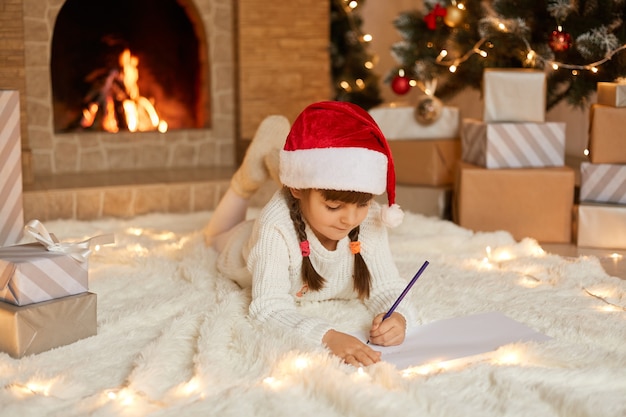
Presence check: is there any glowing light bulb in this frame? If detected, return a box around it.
[294,357,309,370]
[362,33,372,42]
[449,65,457,73]
[127,227,143,236]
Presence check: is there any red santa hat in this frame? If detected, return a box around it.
[279,101,404,228]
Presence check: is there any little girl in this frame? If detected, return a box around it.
[204,101,417,366]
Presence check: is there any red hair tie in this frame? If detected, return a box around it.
[300,240,310,257]
[349,241,361,255]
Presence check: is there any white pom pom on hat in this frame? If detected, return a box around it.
[279,101,404,227]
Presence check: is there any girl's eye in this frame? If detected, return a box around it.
[326,204,341,211]
[357,201,371,208]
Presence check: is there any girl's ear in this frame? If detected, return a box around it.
[289,188,303,200]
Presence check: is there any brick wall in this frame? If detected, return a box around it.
[237,0,331,141]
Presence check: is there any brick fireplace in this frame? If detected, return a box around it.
[23,0,235,177]
[2,0,330,221]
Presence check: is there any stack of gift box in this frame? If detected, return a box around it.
[0,90,100,358]
[369,102,461,219]
[577,82,626,249]
[454,69,575,243]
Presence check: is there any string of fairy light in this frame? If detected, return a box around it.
[336,0,376,93]
[341,0,626,95]
[431,3,626,76]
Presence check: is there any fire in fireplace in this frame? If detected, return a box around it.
[51,0,205,133]
[78,48,169,133]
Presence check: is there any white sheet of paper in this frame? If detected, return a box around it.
[358,311,552,370]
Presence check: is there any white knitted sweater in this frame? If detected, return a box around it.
[216,190,417,345]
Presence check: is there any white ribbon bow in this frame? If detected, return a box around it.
[24,219,115,262]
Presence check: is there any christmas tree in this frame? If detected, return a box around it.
[330,0,383,110]
[388,0,626,110]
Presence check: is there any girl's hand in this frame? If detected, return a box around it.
[322,329,382,366]
[368,312,406,346]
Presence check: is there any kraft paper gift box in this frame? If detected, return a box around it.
[596,82,626,107]
[588,104,626,163]
[453,162,575,243]
[579,162,626,204]
[0,90,24,247]
[388,138,461,186]
[577,202,626,249]
[461,119,565,169]
[369,104,460,139]
[483,69,546,123]
[0,292,97,358]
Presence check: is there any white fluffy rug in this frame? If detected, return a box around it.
[1,211,625,417]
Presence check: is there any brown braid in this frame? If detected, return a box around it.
[283,187,373,299]
[284,188,326,291]
[348,226,371,299]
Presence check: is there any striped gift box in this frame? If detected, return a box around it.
[0,243,88,306]
[0,91,24,247]
[461,119,565,169]
[580,162,626,204]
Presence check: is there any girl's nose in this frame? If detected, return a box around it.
[340,207,358,226]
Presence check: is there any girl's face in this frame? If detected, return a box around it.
[290,189,371,250]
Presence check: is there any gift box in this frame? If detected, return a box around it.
[483,69,546,123]
[0,90,24,247]
[0,219,113,306]
[461,119,565,169]
[376,184,452,219]
[369,104,460,139]
[388,138,461,186]
[0,292,97,358]
[0,242,89,306]
[596,82,626,107]
[453,162,575,243]
[588,104,626,164]
[580,162,626,204]
[577,202,626,249]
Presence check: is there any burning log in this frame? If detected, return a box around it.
[74,49,168,133]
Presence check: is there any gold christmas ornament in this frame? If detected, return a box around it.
[444,5,465,27]
[414,95,443,125]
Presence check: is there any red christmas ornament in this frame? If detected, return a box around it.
[549,29,572,52]
[424,4,447,30]
[391,74,411,95]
